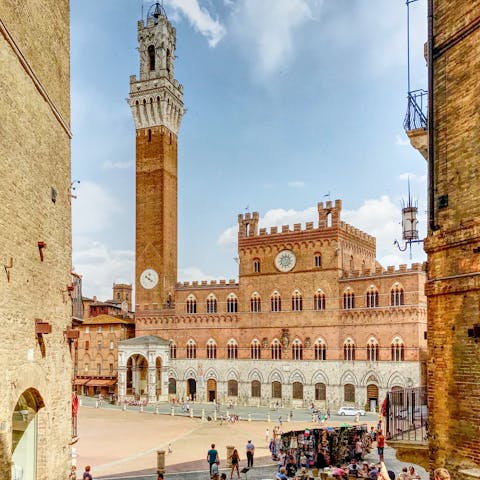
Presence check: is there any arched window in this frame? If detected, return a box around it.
[343,338,355,361]
[166,48,171,75]
[292,339,303,360]
[344,383,355,402]
[314,290,326,311]
[251,339,261,360]
[292,290,303,311]
[391,285,405,306]
[169,341,177,359]
[314,253,322,268]
[343,290,355,309]
[227,339,238,359]
[227,294,238,313]
[314,339,326,360]
[315,382,326,401]
[251,380,261,398]
[186,295,197,314]
[250,293,261,313]
[366,287,379,308]
[206,294,217,313]
[391,337,405,361]
[253,259,261,273]
[292,382,303,400]
[271,339,282,360]
[366,337,379,362]
[272,381,282,399]
[206,339,217,359]
[186,340,196,359]
[148,45,155,71]
[349,255,354,271]
[168,377,177,394]
[271,291,281,312]
[228,380,238,397]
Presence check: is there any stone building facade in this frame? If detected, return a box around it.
[113,5,428,410]
[420,0,480,476]
[0,0,73,478]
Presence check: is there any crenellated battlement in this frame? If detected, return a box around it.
[237,199,374,248]
[340,222,375,244]
[340,262,427,280]
[176,279,239,289]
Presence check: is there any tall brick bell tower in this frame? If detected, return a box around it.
[129,3,184,318]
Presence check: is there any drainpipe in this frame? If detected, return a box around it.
[427,0,437,231]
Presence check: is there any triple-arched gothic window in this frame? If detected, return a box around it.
[271,339,282,360]
[391,285,405,306]
[227,293,238,313]
[391,336,405,361]
[271,291,281,312]
[315,339,327,360]
[186,295,197,314]
[366,288,379,308]
[251,339,261,359]
[292,291,303,311]
[227,339,238,359]
[292,339,303,360]
[206,294,217,313]
[186,339,196,359]
[250,293,261,313]
[366,337,379,361]
[343,290,355,309]
[314,290,326,311]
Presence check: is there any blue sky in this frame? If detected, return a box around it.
[71,0,428,300]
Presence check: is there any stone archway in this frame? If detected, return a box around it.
[126,354,148,396]
[367,384,379,411]
[187,378,197,400]
[12,388,45,480]
[207,378,217,402]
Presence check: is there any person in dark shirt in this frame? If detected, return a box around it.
[286,456,297,478]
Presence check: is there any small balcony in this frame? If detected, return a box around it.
[403,89,428,160]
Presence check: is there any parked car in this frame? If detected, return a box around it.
[337,406,366,416]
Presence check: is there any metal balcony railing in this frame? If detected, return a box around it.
[385,386,428,442]
[403,89,428,131]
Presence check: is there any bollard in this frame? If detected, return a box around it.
[157,450,166,474]
[267,413,271,423]
[201,409,205,422]
[213,410,217,421]
[248,413,252,422]
[226,445,234,468]
[95,401,99,409]
[171,406,174,416]
[140,405,143,413]
[79,399,83,407]
[190,408,194,418]
[155,405,159,414]
[122,404,126,411]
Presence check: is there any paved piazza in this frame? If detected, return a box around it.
[74,403,429,480]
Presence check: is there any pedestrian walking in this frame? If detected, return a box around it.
[245,440,255,468]
[230,448,240,479]
[376,430,385,462]
[207,443,219,474]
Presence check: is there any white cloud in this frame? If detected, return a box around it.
[231,0,320,77]
[73,239,134,300]
[169,0,226,47]
[101,160,134,170]
[217,195,427,266]
[288,180,306,188]
[72,181,122,235]
[178,266,217,282]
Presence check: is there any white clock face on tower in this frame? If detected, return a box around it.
[140,268,159,289]
[274,250,296,272]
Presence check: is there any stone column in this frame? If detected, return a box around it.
[157,366,169,402]
[117,367,126,404]
[148,367,157,403]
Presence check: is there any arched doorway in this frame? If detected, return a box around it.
[12,389,45,479]
[367,384,379,411]
[126,354,148,396]
[207,378,217,402]
[187,378,197,400]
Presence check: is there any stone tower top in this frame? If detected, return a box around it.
[129,2,184,133]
